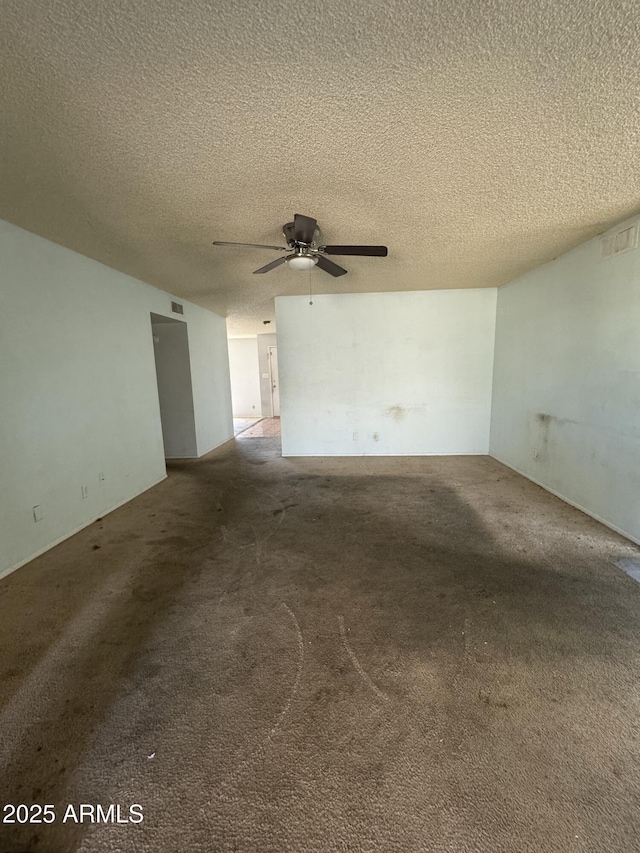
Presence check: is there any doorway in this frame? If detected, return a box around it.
[150,313,198,459]
[268,346,280,417]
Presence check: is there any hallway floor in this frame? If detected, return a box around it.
[1,441,640,852]
[232,417,261,436]
[236,417,281,438]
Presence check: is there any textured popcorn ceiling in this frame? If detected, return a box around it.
[1,0,639,335]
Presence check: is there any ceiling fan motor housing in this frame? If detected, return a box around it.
[283,221,322,248]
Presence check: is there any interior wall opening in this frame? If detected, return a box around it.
[150,312,198,459]
[228,333,281,444]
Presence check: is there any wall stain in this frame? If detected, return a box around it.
[385,405,406,422]
[536,412,580,428]
[534,411,581,463]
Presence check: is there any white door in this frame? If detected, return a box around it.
[268,346,280,416]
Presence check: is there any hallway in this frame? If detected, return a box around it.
[1,440,639,852]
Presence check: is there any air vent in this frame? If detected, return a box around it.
[600,223,638,259]
[171,301,184,315]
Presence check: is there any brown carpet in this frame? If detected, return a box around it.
[1,440,640,853]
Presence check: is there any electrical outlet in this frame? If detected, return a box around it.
[81,485,89,499]
[532,449,539,459]
[33,505,43,522]
[373,432,380,441]
[98,472,105,482]
[353,432,359,441]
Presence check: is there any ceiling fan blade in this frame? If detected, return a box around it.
[293,213,317,244]
[315,254,348,277]
[213,241,288,251]
[320,245,388,256]
[253,257,288,274]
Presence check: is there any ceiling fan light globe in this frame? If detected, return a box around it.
[287,255,318,271]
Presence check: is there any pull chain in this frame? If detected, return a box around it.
[309,267,313,306]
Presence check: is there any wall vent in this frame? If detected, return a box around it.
[600,223,639,259]
[171,301,184,315]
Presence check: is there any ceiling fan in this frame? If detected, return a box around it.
[212,213,388,277]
